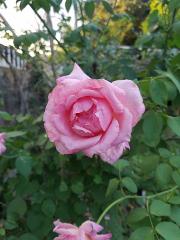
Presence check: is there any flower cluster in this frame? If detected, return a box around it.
[53,220,112,240]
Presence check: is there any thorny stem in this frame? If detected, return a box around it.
[97,185,178,224]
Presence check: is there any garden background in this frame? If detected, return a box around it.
[0,0,180,239]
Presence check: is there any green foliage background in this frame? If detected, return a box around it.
[0,0,180,240]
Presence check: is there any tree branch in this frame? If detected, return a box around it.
[46,11,57,79]
[0,13,17,37]
[29,4,75,62]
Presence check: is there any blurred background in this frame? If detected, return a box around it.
[0,0,180,240]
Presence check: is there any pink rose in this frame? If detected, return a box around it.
[44,64,144,163]
[0,133,6,155]
[53,219,112,240]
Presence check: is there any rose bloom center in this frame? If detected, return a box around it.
[70,97,111,137]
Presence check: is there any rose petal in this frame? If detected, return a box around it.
[83,119,119,160]
[0,143,6,155]
[99,142,130,164]
[84,108,132,164]
[92,99,112,131]
[44,105,71,140]
[113,80,145,126]
[45,101,102,153]
[95,233,112,240]
[57,63,90,83]
[53,220,78,236]
[99,79,125,114]
[80,221,103,234]
[0,132,6,155]
[59,133,102,153]
[54,220,77,229]
[71,98,93,121]
[113,108,133,145]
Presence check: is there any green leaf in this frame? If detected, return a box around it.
[65,0,72,12]
[150,79,168,106]
[164,80,177,101]
[170,206,180,226]
[167,116,180,137]
[158,148,172,158]
[0,111,12,121]
[41,199,56,217]
[71,181,84,194]
[85,1,95,19]
[16,114,31,123]
[122,177,137,193]
[132,154,159,174]
[6,131,26,138]
[150,200,171,216]
[113,159,130,172]
[170,156,180,168]
[19,0,30,10]
[127,208,147,224]
[7,197,27,216]
[51,0,63,12]
[27,212,44,232]
[14,35,28,48]
[19,233,38,240]
[172,171,180,186]
[129,227,154,240]
[59,181,68,192]
[33,0,50,12]
[156,222,180,240]
[93,175,102,184]
[0,228,5,236]
[160,70,180,94]
[106,178,119,197]
[169,0,180,11]
[111,13,130,21]
[33,114,43,124]
[168,196,180,205]
[155,163,173,187]
[143,111,163,147]
[172,21,180,48]
[14,31,47,48]
[5,215,18,230]
[102,1,113,14]
[6,237,18,240]
[15,156,32,178]
[135,35,153,48]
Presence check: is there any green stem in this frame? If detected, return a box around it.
[163,7,177,59]
[97,186,178,224]
[146,199,160,240]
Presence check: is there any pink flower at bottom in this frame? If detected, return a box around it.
[53,220,112,240]
[0,133,6,155]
